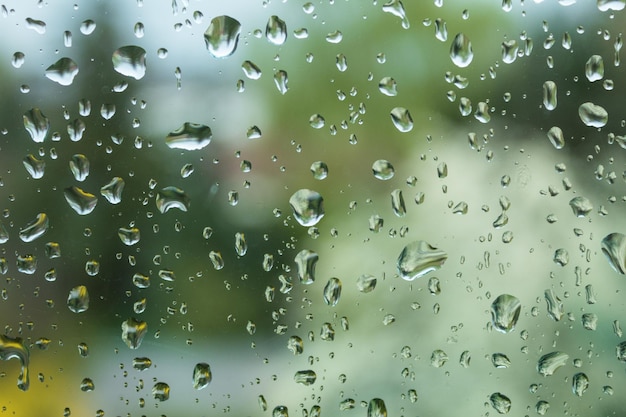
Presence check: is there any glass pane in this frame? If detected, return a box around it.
[1,1,626,415]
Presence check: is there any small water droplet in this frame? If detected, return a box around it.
[156,186,190,213]
[397,240,447,281]
[336,53,348,71]
[132,357,152,371]
[287,336,304,355]
[118,227,140,246]
[234,232,247,256]
[45,57,79,86]
[166,122,212,150]
[501,40,519,64]
[112,46,147,79]
[390,107,413,132]
[490,294,521,333]
[209,251,224,270]
[597,0,626,12]
[326,30,343,43]
[204,15,241,58]
[492,353,511,368]
[121,318,148,349]
[192,363,212,390]
[578,102,608,127]
[67,285,89,313]
[266,15,287,46]
[450,33,473,68]
[391,189,406,217]
[16,254,37,274]
[357,274,377,293]
[12,52,25,68]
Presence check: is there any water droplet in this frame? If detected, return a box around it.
[367,398,387,417]
[0,335,30,391]
[156,186,190,213]
[357,274,377,293]
[547,126,564,149]
[492,353,511,368]
[294,370,316,385]
[16,254,37,274]
[100,103,116,120]
[64,186,98,215]
[289,189,324,226]
[152,382,170,401]
[287,336,303,355]
[209,251,224,270]
[23,108,50,143]
[391,189,406,217]
[450,33,473,68]
[372,160,395,180]
[336,53,348,71]
[67,118,86,141]
[490,392,511,414]
[69,154,90,181]
[326,30,343,43]
[585,55,604,82]
[490,294,521,333]
[45,57,78,86]
[25,17,46,34]
[553,248,569,266]
[166,122,212,150]
[121,318,148,349]
[569,196,593,217]
[112,46,147,79]
[266,15,287,45]
[274,70,289,94]
[100,177,125,204]
[273,405,289,417]
[544,289,564,321]
[390,107,413,132]
[323,277,342,306]
[501,40,519,64]
[434,18,447,41]
[242,60,262,79]
[382,0,410,29]
[192,363,212,390]
[578,102,608,127]
[234,232,247,256]
[309,114,325,129]
[67,285,89,313]
[310,161,328,180]
[19,213,48,242]
[572,372,589,396]
[132,357,152,371]
[80,378,95,392]
[397,240,447,281]
[431,349,448,367]
[378,76,397,96]
[582,313,597,330]
[536,401,550,415]
[133,273,150,289]
[79,19,96,35]
[541,80,557,111]
[78,342,89,358]
[23,154,45,179]
[295,249,318,284]
[118,227,140,246]
[598,0,626,11]
[204,16,241,58]
[474,102,490,123]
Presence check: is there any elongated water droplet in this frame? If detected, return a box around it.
[391,189,406,217]
[121,318,148,349]
[569,196,593,217]
[289,189,324,226]
[242,60,262,79]
[397,240,447,281]
[585,55,604,81]
[390,107,413,132]
[266,15,287,45]
[367,398,387,417]
[501,40,518,64]
[542,81,557,110]
[295,249,318,284]
[23,108,49,143]
[601,233,626,273]
[0,335,30,391]
[112,46,147,79]
[193,363,212,390]
[23,154,45,179]
[209,251,224,270]
[578,102,608,127]
[294,370,316,385]
[273,406,289,417]
[100,177,125,204]
[372,160,395,180]
[597,0,626,12]
[274,70,289,94]
[69,154,90,181]
[64,186,98,215]
[450,33,473,68]
[166,122,212,150]
[544,289,563,321]
[553,248,569,266]
[536,401,550,415]
[378,76,397,96]
[235,232,247,256]
[19,213,48,242]
[547,126,564,149]
[67,285,89,313]
[323,277,342,306]
[382,0,410,29]
[490,392,511,414]
[490,294,521,333]
[132,357,152,371]
[25,17,46,34]
[156,186,190,213]
[204,16,242,58]
[45,57,78,86]
[572,372,589,396]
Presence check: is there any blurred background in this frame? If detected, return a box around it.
[1,0,626,415]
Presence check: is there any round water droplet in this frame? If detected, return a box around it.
[601,232,626,274]
[193,363,212,390]
[578,102,608,127]
[390,107,413,132]
[450,33,473,68]
[67,285,89,313]
[45,57,79,86]
[397,241,448,281]
[490,294,521,333]
[274,70,289,94]
[309,114,325,129]
[152,382,170,401]
[310,161,328,180]
[112,46,147,80]
[166,122,212,150]
[266,15,287,45]
[156,186,190,213]
[372,159,395,180]
[289,189,324,227]
[491,353,511,368]
[204,15,241,58]
[326,30,343,43]
[121,318,148,349]
[490,392,511,414]
[537,351,569,376]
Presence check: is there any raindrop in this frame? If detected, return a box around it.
[490,294,521,333]
[372,160,395,180]
[491,353,511,368]
[295,249,318,284]
[242,60,262,79]
[309,114,325,129]
[544,289,564,321]
[367,398,387,417]
[11,52,25,68]
[152,382,170,401]
[204,15,242,58]
[0,335,30,391]
[310,161,328,179]
[501,40,519,64]
[294,370,316,385]
[287,336,303,355]
[80,378,94,392]
[585,55,604,81]
[597,0,626,11]
[397,240,447,281]
[572,373,589,396]
[601,233,626,273]
[235,232,247,256]
[578,102,608,127]
[23,108,49,143]
[166,122,212,150]
[273,406,289,417]
[450,33,473,68]
[112,46,147,79]
[382,0,410,29]
[542,81,557,110]
[209,251,224,270]
[67,285,89,313]
[390,107,413,132]
[25,17,46,34]
[100,177,125,204]
[69,154,90,181]
[490,392,511,414]
[133,273,150,289]
[19,213,48,242]
[431,349,448,367]
[132,357,152,371]
[434,18,447,41]
[536,401,550,415]
[64,186,98,215]
[247,125,262,139]
[474,102,490,123]
[569,196,593,217]
[100,103,115,120]
[336,53,348,71]
[16,255,37,274]
[323,277,342,306]
[266,15,287,45]
[378,77,397,96]
[391,189,406,217]
[192,363,212,390]
[326,30,343,43]
[357,274,377,293]
[547,126,564,149]
[121,318,148,349]
[158,269,176,282]
[80,19,96,35]
[582,313,597,330]
[289,189,324,227]
[553,248,569,266]
[45,57,78,86]
[274,70,289,94]
[118,227,140,245]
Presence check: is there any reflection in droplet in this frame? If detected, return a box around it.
[601,233,626,274]
[67,285,89,313]
[23,154,45,179]
[156,186,190,213]
[121,318,148,349]
[585,55,604,81]
[204,16,242,58]
[289,189,324,226]
[152,382,170,401]
[295,249,318,284]
[0,335,30,391]
[390,107,413,132]
[382,0,410,29]
[578,102,608,127]
[19,213,49,242]
[450,33,473,68]
[64,186,98,215]
[193,363,212,390]
[542,81,557,110]
[274,70,289,94]
[100,177,125,204]
[397,241,447,281]
[294,370,317,385]
[547,126,564,149]
[372,160,395,180]
[118,227,140,246]
[266,15,287,46]
[69,154,90,181]
[490,392,511,414]
[323,277,342,306]
[242,60,262,79]
[490,294,521,333]
[112,46,147,79]
[166,122,212,150]
[23,108,49,143]
[45,57,79,86]
[572,372,589,397]
[569,196,593,217]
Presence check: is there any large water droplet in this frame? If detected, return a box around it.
[274,69,289,94]
[544,289,564,321]
[69,154,90,181]
[192,363,212,390]
[45,57,79,86]
[0,335,30,391]
[295,249,318,284]
[391,189,406,217]
[132,357,152,371]
[450,33,473,68]
[542,81,557,110]
[266,15,287,45]
[19,213,48,242]
[287,336,304,355]
[597,0,626,11]
[166,122,212,150]
[569,196,593,217]
[294,370,317,385]
[572,372,589,397]
[64,186,98,215]
[357,274,377,293]
[490,294,521,333]
[390,107,413,132]
[273,406,289,417]
[204,16,242,58]
[323,277,342,306]
[23,108,49,143]
[310,161,328,180]
[100,177,125,204]
[547,126,564,149]
[490,392,511,414]
[601,232,626,273]
[242,60,262,79]
[578,102,608,127]
[156,186,190,213]
[67,285,89,313]
[112,46,147,79]
[382,0,410,29]
[585,55,604,82]
[372,160,395,180]
[289,189,324,226]
[121,318,148,349]
[118,227,140,245]
[23,155,45,179]
[367,398,387,417]
[397,240,447,281]
[152,382,170,401]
